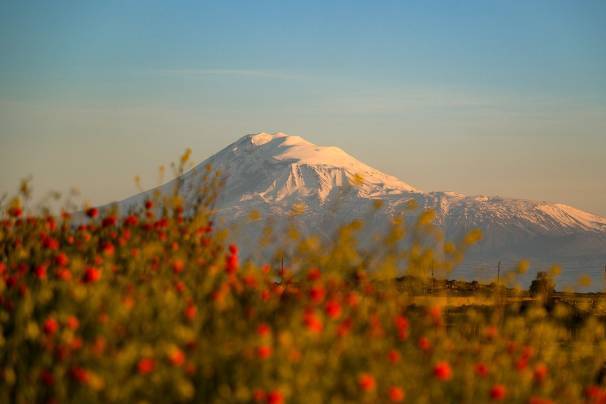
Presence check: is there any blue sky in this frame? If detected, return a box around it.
[1,1,605,215]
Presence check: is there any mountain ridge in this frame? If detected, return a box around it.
[113,132,606,288]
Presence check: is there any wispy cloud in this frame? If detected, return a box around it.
[152,68,303,80]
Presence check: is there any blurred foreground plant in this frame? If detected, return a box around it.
[0,160,605,404]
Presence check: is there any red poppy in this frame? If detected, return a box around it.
[483,325,498,339]
[70,367,90,384]
[389,386,405,402]
[309,285,325,304]
[168,348,185,367]
[65,315,79,330]
[34,264,47,280]
[172,259,185,274]
[533,363,548,383]
[474,362,489,377]
[257,345,272,359]
[418,336,431,352]
[388,350,401,364]
[101,243,115,256]
[490,384,506,400]
[43,317,59,336]
[184,304,197,321]
[8,207,22,218]
[56,267,72,281]
[175,281,186,293]
[433,361,452,381]
[337,318,353,337]
[137,358,155,375]
[83,267,101,283]
[257,323,271,337]
[124,215,138,226]
[55,253,69,267]
[307,267,321,281]
[266,390,283,404]
[42,237,59,251]
[102,216,117,227]
[86,208,99,218]
[252,389,266,402]
[585,385,606,403]
[428,305,443,326]
[226,253,239,275]
[303,310,323,333]
[358,373,376,392]
[325,299,342,319]
[394,315,409,340]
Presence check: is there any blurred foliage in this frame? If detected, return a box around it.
[0,161,605,404]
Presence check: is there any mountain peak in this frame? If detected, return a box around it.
[224,132,418,194]
[113,132,606,288]
[246,132,298,146]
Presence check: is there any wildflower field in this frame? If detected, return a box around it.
[1,167,606,404]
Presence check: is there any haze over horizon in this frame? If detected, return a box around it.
[1,1,605,215]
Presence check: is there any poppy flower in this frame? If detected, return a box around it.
[184,304,197,321]
[257,323,271,337]
[358,373,376,392]
[303,310,323,333]
[433,361,452,381]
[257,345,272,360]
[388,350,401,364]
[226,253,239,275]
[65,315,79,331]
[172,259,185,274]
[102,216,117,227]
[86,207,99,218]
[83,267,101,283]
[137,358,155,375]
[309,286,325,304]
[475,362,489,378]
[325,299,342,319]
[8,207,22,218]
[389,386,405,402]
[533,363,548,383]
[490,384,506,400]
[70,367,90,384]
[55,253,69,266]
[43,317,59,335]
[307,267,321,281]
[34,264,47,280]
[168,348,185,367]
[418,336,431,352]
[266,390,283,404]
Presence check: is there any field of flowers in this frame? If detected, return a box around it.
[1,164,606,403]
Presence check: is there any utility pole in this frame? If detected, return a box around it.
[431,263,435,295]
[280,255,284,282]
[497,260,501,284]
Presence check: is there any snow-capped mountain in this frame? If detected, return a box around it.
[116,132,606,288]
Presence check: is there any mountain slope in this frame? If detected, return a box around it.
[115,132,606,288]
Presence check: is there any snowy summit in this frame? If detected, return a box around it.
[208,132,418,205]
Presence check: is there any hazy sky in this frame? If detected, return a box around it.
[1,1,605,215]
